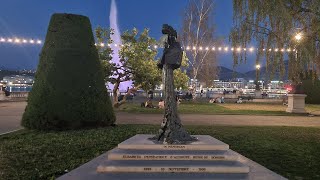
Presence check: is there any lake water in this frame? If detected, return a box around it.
[6,86,32,92]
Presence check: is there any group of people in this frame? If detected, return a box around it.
[209,96,225,103]
[141,98,165,109]
[142,96,182,109]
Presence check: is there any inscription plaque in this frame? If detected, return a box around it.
[116,154,228,161]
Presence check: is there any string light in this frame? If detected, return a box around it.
[14,38,21,43]
[92,43,296,54]
[0,37,42,45]
[0,36,297,53]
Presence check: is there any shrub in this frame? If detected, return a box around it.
[22,13,116,130]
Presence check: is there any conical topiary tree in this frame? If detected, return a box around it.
[22,13,116,130]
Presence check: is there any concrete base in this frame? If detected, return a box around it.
[0,91,6,101]
[255,90,262,99]
[286,94,307,113]
[118,134,229,150]
[58,134,287,180]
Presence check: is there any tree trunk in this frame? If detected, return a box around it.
[152,64,196,144]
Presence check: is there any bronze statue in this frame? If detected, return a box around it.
[152,24,196,144]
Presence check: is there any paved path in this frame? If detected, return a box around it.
[116,113,320,127]
[1,102,320,135]
[0,101,25,135]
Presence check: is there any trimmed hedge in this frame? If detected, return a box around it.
[303,79,320,104]
[22,13,116,130]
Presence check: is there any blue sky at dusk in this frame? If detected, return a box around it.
[0,0,257,72]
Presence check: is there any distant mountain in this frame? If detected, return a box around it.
[244,61,289,80]
[0,70,35,80]
[217,66,246,80]
[218,61,289,81]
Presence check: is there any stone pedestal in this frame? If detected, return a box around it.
[255,90,261,99]
[0,91,6,101]
[286,94,307,113]
[58,134,287,179]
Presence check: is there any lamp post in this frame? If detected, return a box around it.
[294,33,302,65]
[293,32,303,93]
[286,32,307,113]
[255,64,261,90]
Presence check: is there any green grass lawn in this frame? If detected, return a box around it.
[117,102,306,116]
[1,125,320,180]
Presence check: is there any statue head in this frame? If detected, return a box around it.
[157,24,183,70]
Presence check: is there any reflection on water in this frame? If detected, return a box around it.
[6,86,32,92]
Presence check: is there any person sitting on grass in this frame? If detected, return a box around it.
[209,98,215,103]
[145,98,154,108]
[158,99,164,109]
[176,96,182,106]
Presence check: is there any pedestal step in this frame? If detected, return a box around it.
[97,160,249,173]
[94,172,249,180]
[108,148,239,161]
[118,134,229,151]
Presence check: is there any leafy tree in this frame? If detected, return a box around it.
[180,0,219,94]
[231,0,320,82]
[95,27,161,107]
[301,71,320,104]
[120,28,161,91]
[174,51,189,90]
[95,26,114,82]
[22,13,116,130]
